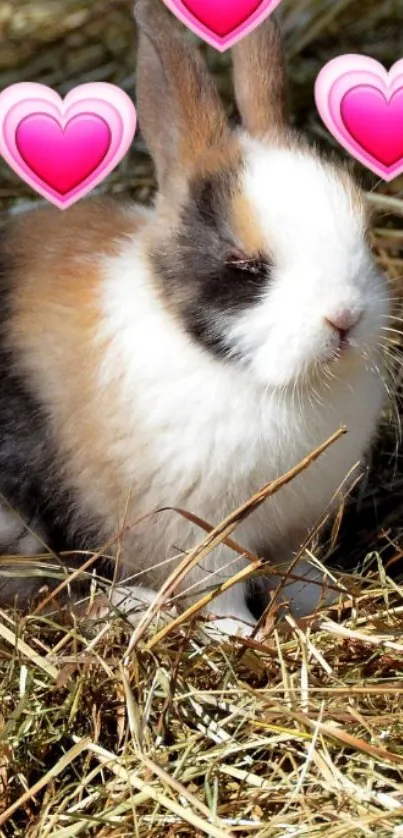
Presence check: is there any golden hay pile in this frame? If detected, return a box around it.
[0,1,402,836]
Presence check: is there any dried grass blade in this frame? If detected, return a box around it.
[0,617,59,680]
[0,738,91,827]
[74,737,235,838]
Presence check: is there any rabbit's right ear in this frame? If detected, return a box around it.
[232,16,289,139]
[134,0,230,194]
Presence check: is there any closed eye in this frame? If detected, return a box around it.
[225,249,271,277]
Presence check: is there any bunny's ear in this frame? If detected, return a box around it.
[232,16,289,138]
[134,0,230,193]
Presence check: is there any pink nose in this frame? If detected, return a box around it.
[324,308,362,338]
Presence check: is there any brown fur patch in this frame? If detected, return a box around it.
[176,65,229,171]
[5,198,143,334]
[231,192,267,257]
[187,133,241,178]
[8,197,141,263]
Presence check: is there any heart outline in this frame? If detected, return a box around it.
[0,82,137,209]
[162,0,283,52]
[315,55,403,181]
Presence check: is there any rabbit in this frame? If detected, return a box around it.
[0,0,389,635]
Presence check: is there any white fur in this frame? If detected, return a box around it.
[0,504,44,555]
[99,584,254,640]
[94,142,388,630]
[0,505,24,545]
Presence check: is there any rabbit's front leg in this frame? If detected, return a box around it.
[203,583,256,637]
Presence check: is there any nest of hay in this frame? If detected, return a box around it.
[0,1,402,835]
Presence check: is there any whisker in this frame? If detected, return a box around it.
[381,329,403,337]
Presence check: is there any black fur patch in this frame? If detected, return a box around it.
[152,167,272,359]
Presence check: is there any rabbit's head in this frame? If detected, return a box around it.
[134,0,388,390]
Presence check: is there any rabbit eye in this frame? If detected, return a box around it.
[225,249,270,276]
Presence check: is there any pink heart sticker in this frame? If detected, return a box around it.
[0,82,137,209]
[16,113,111,195]
[315,55,403,182]
[163,0,284,52]
[341,87,403,168]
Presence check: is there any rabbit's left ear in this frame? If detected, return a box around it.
[134,0,231,194]
[232,17,289,138]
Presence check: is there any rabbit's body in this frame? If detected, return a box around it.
[0,4,389,628]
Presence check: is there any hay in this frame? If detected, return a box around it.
[0,0,402,835]
[1,571,403,837]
